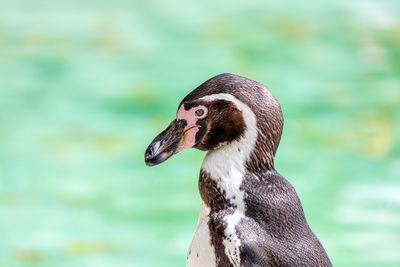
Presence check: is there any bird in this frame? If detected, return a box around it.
[144,73,332,267]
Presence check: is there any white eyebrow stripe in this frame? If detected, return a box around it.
[199,93,258,167]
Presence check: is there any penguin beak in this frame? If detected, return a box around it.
[145,119,188,166]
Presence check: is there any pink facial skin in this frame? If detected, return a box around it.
[176,104,207,152]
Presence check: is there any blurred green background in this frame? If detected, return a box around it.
[1,0,399,266]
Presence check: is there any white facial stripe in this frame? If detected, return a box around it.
[198,93,258,267]
[199,93,257,211]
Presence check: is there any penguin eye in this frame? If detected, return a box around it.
[194,106,207,119]
[195,109,204,116]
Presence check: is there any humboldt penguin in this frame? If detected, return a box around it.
[145,73,332,267]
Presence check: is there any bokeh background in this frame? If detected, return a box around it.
[1,0,399,266]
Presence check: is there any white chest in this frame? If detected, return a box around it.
[187,205,216,267]
[187,204,243,267]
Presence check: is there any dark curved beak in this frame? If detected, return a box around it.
[144,119,187,166]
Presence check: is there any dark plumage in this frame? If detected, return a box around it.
[145,73,332,267]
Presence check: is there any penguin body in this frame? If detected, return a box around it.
[145,74,332,267]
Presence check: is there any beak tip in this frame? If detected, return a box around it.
[145,161,154,167]
[144,148,167,167]
[144,152,155,167]
[144,156,156,167]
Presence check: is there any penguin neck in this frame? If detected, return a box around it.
[200,130,259,213]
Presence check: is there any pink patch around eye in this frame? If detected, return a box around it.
[176,104,205,151]
[177,105,198,127]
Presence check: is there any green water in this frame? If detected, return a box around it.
[1,0,399,266]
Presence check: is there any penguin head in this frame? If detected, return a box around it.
[145,73,283,170]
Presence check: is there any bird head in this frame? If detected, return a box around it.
[144,73,283,170]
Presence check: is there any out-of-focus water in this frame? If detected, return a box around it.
[0,0,399,266]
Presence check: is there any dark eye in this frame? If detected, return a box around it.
[195,109,204,117]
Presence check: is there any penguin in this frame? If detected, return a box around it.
[145,73,332,267]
